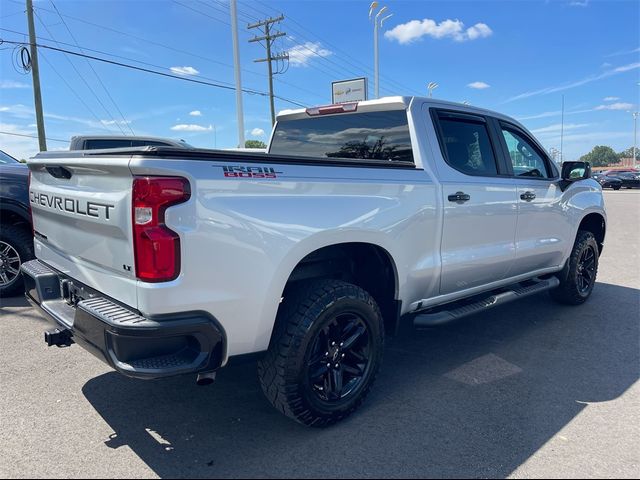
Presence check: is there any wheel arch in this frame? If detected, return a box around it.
[0,203,31,227]
[578,212,606,254]
[273,241,401,340]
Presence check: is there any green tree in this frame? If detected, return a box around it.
[617,147,635,159]
[579,145,621,167]
[245,140,267,149]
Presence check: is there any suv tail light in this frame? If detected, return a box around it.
[132,176,190,282]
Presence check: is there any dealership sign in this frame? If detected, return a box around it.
[332,78,368,104]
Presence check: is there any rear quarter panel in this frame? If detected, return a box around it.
[129,157,439,358]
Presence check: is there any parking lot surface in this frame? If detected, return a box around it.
[0,190,638,479]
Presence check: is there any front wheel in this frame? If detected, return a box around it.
[550,230,599,305]
[613,185,621,191]
[258,279,384,427]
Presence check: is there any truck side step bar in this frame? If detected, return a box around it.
[413,277,560,327]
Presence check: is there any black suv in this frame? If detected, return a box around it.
[0,150,33,297]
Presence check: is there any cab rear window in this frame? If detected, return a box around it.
[269,110,414,163]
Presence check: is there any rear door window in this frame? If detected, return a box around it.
[269,110,413,163]
[435,112,499,176]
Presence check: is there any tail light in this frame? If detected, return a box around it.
[132,176,190,282]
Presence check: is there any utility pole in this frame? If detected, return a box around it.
[248,15,288,125]
[26,0,47,151]
[230,0,245,148]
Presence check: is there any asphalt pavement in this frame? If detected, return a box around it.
[0,190,638,479]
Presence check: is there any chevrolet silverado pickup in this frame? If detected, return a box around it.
[22,97,606,426]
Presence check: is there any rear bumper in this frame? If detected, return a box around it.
[21,259,225,380]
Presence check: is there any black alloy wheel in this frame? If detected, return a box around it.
[576,245,597,294]
[306,312,372,403]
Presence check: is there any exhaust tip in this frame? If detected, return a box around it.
[196,372,216,386]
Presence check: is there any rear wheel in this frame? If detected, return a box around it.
[550,230,599,305]
[613,185,621,190]
[258,279,384,427]
[0,224,34,297]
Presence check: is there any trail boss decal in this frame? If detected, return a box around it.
[221,166,282,179]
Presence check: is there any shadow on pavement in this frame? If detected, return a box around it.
[82,282,640,478]
[0,295,30,308]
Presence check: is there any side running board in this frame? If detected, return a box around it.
[413,277,560,327]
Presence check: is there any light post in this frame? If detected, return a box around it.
[633,111,638,168]
[427,82,439,98]
[369,2,392,99]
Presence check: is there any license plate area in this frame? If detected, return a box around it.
[61,279,95,307]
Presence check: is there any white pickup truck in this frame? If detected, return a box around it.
[22,97,606,426]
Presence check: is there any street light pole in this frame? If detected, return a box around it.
[373,12,379,98]
[427,82,439,98]
[633,112,638,169]
[369,3,391,99]
[230,0,245,148]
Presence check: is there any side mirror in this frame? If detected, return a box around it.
[562,161,591,181]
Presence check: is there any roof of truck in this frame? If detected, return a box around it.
[276,96,526,130]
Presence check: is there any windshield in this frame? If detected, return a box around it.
[270,110,413,163]
[0,150,19,164]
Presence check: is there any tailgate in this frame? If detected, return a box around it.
[28,154,137,308]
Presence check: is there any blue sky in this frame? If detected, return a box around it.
[0,0,638,161]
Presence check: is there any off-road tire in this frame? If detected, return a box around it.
[258,279,384,427]
[550,230,599,305]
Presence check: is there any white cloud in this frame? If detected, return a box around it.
[594,102,634,111]
[189,110,202,116]
[170,124,212,132]
[605,46,640,58]
[0,123,40,160]
[250,128,265,137]
[506,62,640,102]
[603,96,620,102]
[384,19,492,44]
[468,81,490,89]
[170,66,199,76]
[288,42,332,67]
[613,62,640,73]
[0,80,29,89]
[531,123,590,135]
[101,119,131,126]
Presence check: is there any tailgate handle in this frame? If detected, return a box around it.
[45,166,73,179]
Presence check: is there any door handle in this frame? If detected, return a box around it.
[448,191,471,203]
[520,191,536,202]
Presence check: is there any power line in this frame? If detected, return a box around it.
[15,5,324,104]
[39,51,115,134]
[0,38,308,107]
[49,0,135,135]
[249,0,422,96]
[0,130,69,143]
[173,0,231,27]
[33,12,127,135]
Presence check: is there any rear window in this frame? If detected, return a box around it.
[269,110,413,163]
[84,139,133,150]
